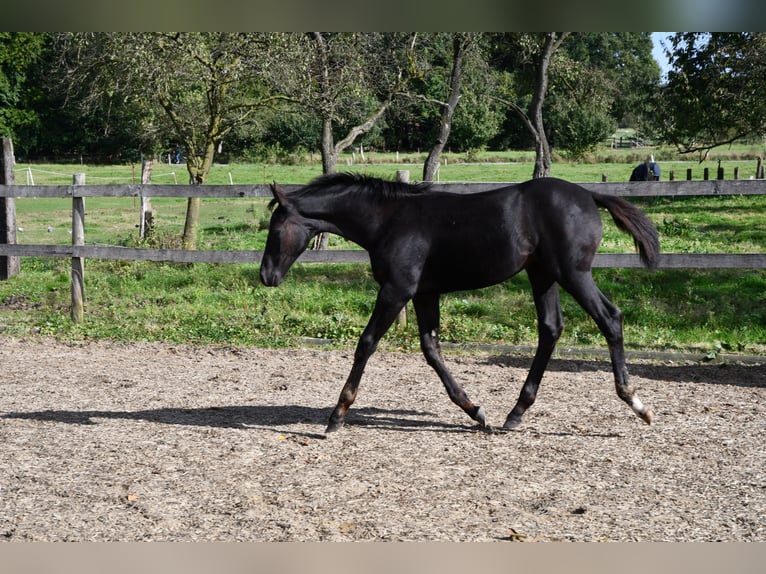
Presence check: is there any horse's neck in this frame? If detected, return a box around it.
[302,192,383,249]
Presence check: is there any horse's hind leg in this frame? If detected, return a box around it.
[503,274,563,429]
[413,293,487,428]
[561,272,653,425]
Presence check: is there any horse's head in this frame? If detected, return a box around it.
[260,183,316,287]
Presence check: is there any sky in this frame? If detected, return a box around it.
[651,32,674,80]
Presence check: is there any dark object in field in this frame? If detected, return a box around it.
[630,155,661,181]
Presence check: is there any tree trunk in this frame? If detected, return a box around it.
[423,35,467,182]
[181,197,201,250]
[320,117,338,175]
[181,161,201,250]
[308,32,405,249]
[530,33,566,179]
[180,142,217,250]
[532,134,552,180]
[313,118,336,250]
[315,97,391,249]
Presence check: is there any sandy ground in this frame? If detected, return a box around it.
[1,337,764,541]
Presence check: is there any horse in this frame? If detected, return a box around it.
[630,155,661,181]
[260,173,660,433]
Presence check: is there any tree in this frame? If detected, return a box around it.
[49,33,288,249]
[546,64,616,160]
[0,33,46,140]
[562,33,660,129]
[658,32,766,157]
[491,32,570,179]
[270,33,419,249]
[421,33,479,182]
[274,33,419,176]
[381,33,501,158]
[549,33,660,157]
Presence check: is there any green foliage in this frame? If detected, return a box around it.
[658,33,766,155]
[16,31,766,168]
[561,33,660,128]
[550,103,616,160]
[659,216,693,239]
[0,32,46,139]
[13,32,671,164]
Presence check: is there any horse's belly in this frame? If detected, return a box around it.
[419,246,525,293]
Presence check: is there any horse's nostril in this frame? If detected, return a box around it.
[260,267,281,287]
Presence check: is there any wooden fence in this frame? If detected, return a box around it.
[0,160,765,321]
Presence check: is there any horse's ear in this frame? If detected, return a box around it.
[270,182,289,206]
[269,181,294,212]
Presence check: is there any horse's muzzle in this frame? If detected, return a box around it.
[259,262,283,287]
[260,267,282,287]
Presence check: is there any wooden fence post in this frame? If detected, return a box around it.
[139,159,154,240]
[0,137,20,280]
[71,173,86,322]
[757,156,764,179]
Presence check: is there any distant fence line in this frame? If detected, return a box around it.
[1,153,765,321]
[604,136,652,149]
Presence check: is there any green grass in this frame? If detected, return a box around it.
[2,152,766,356]
[2,258,763,356]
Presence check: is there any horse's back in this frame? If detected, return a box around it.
[377,178,604,292]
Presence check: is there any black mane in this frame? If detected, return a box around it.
[296,172,431,202]
[270,172,429,210]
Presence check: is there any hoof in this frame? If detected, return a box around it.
[630,396,653,425]
[502,414,522,430]
[473,406,487,427]
[325,419,345,433]
[639,409,654,425]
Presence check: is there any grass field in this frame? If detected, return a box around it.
[2,149,766,356]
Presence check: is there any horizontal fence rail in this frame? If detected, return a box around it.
[2,178,766,199]
[1,245,765,270]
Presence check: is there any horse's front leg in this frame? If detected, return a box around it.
[412,293,487,428]
[326,284,409,433]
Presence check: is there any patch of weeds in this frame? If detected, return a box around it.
[659,216,693,238]
[449,298,491,318]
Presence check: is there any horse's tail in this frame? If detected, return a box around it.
[592,193,660,269]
